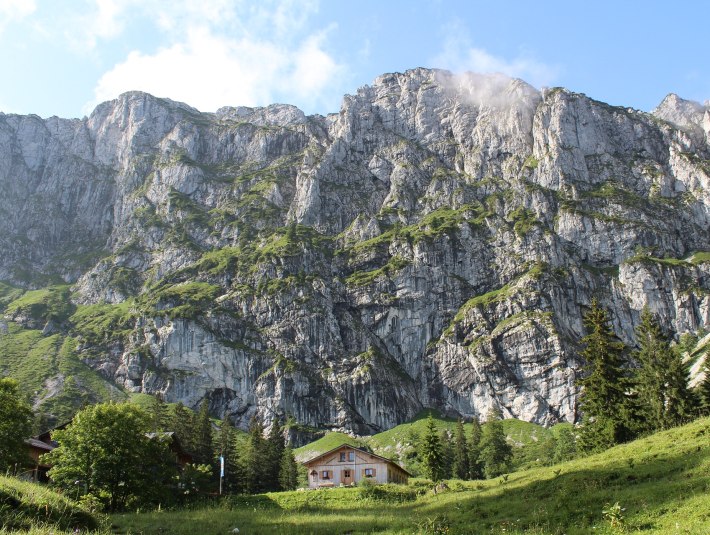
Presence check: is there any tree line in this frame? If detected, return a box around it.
[576,300,709,452]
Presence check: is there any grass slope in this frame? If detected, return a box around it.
[113,416,710,534]
[0,475,104,534]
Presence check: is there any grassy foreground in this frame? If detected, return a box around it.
[113,417,710,534]
[0,474,103,534]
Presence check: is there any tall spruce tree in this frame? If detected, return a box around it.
[478,408,512,479]
[698,355,710,416]
[577,299,632,452]
[148,393,170,433]
[265,419,286,492]
[170,402,195,454]
[279,445,299,491]
[420,414,446,481]
[439,429,453,479]
[468,416,483,480]
[452,419,470,480]
[633,308,692,431]
[194,399,214,467]
[218,418,240,494]
[241,416,267,493]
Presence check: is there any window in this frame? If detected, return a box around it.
[321,470,331,479]
[339,452,346,462]
[364,468,375,478]
[344,470,351,478]
[348,451,355,461]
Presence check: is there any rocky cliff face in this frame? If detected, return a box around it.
[1,68,709,435]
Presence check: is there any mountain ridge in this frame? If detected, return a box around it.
[0,68,708,437]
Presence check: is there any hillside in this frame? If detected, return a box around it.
[1,68,709,435]
[114,416,710,534]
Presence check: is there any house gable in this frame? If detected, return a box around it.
[302,443,410,488]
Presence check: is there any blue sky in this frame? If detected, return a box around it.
[1,0,708,119]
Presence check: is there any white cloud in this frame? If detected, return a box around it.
[0,0,36,32]
[433,22,558,88]
[89,22,343,113]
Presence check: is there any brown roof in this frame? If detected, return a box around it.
[25,438,55,451]
[302,443,412,476]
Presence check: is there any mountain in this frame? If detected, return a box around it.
[0,68,708,436]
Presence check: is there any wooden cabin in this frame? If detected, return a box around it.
[302,444,410,488]
[23,438,55,482]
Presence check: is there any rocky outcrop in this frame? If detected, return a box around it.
[1,68,709,435]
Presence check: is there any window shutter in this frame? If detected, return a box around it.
[372,468,376,477]
[361,469,366,477]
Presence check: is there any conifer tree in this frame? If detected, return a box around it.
[698,356,710,416]
[279,445,299,491]
[171,402,195,454]
[478,408,512,478]
[265,418,286,492]
[148,393,170,433]
[452,419,470,480]
[419,414,445,481]
[439,429,453,479]
[633,308,692,431]
[218,418,240,494]
[577,299,632,452]
[468,416,483,480]
[241,416,267,493]
[194,399,214,467]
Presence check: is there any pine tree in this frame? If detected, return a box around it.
[279,445,299,491]
[439,429,453,479]
[468,416,483,480]
[478,408,512,479]
[171,402,195,454]
[218,418,240,494]
[577,299,632,452]
[194,399,214,467]
[452,419,470,480]
[265,418,286,492]
[241,416,267,493]
[148,393,170,433]
[698,355,710,416]
[419,415,445,481]
[633,308,692,431]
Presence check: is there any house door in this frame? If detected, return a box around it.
[342,469,353,485]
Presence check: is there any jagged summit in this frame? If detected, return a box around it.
[0,69,708,437]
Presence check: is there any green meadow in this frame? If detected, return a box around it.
[3,417,709,534]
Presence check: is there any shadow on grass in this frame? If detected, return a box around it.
[410,444,710,533]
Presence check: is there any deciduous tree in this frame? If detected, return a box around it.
[45,402,177,511]
[0,378,33,473]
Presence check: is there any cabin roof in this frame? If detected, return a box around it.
[302,443,412,476]
[25,438,55,451]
